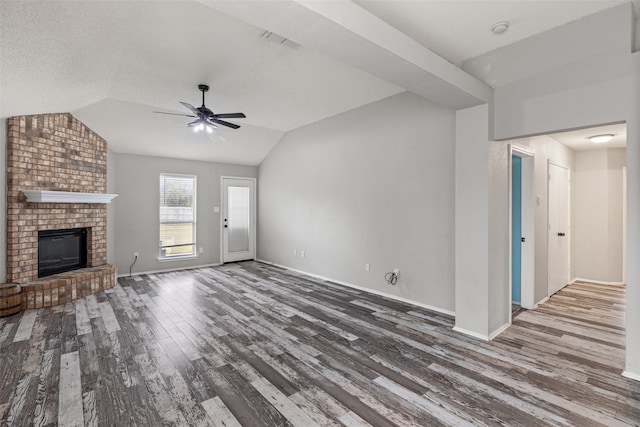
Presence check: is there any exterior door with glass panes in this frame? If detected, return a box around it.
[222,177,256,263]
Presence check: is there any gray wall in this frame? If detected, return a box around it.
[258,92,456,313]
[113,153,257,275]
[572,148,626,283]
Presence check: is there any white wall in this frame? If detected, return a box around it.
[454,104,490,338]
[483,8,640,378]
[494,61,640,377]
[529,136,574,303]
[608,149,626,281]
[113,153,257,276]
[456,120,576,338]
[572,148,626,283]
[258,92,456,313]
[635,17,639,52]
[457,4,640,378]
[626,58,640,377]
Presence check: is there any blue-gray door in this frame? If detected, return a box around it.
[512,155,522,304]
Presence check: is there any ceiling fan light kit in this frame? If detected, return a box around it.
[154,84,246,133]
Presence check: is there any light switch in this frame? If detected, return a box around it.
[213,206,220,213]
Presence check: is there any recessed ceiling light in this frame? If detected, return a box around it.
[589,134,614,144]
[491,21,510,35]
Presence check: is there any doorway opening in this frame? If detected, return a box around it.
[509,145,535,322]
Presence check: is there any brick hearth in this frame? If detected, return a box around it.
[6,113,116,309]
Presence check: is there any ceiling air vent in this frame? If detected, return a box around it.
[260,31,300,49]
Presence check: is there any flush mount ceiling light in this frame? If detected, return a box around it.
[491,21,510,34]
[589,134,614,144]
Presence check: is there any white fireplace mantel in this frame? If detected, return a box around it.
[22,190,118,204]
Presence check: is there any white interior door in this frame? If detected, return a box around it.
[222,177,256,263]
[548,162,570,295]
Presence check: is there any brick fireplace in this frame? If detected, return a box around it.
[7,113,116,309]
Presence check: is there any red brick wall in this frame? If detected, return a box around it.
[6,113,108,284]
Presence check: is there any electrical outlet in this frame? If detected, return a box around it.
[365,263,370,272]
[301,250,305,258]
[134,252,139,258]
[199,247,204,254]
[293,249,297,256]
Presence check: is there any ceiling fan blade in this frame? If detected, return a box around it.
[187,120,201,127]
[180,102,201,116]
[153,111,196,117]
[210,118,240,129]
[212,112,246,119]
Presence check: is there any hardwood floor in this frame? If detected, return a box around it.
[0,262,638,426]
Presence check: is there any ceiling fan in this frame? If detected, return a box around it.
[153,84,246,133]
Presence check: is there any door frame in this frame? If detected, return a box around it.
[547,161,571,297]
[220,176,257,264]
[623,166,627,284]
[509,145,535,318]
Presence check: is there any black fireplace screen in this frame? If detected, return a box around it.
[38,228,88,278]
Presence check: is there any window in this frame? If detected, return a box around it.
[159,174,196,259]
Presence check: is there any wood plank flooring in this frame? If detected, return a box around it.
[0,262,638,426]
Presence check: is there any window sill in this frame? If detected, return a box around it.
[157,254,198,262]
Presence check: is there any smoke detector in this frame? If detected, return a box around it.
[491,21,510,34]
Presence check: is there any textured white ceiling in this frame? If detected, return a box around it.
[0,1,402,164]
[72,99,285,166]
[1,0,635,164]
[354,0,629,66]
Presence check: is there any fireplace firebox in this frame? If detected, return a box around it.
[38,228,88,278]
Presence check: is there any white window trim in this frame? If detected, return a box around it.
[159,173,197,261]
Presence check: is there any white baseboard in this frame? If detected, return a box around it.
[622,370,640,382]
[571,277,625,286]
[117,262,222,278]
[452,326,489,341]
[452,322,511,342]
[534,296,549,308]
[255,259,455,317]
[489,322,511,340]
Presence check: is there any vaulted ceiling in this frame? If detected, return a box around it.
[1,1,635,165]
